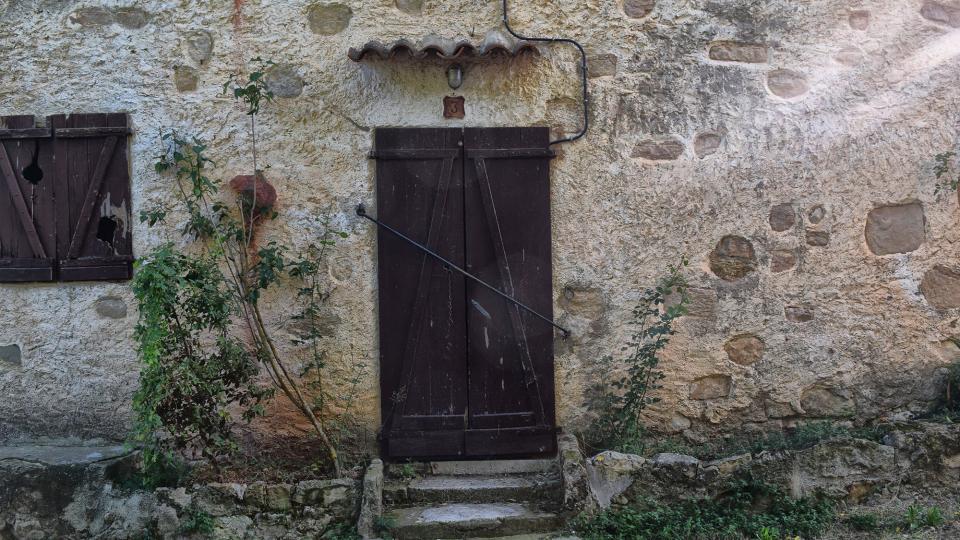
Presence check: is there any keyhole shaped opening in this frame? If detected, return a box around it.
[96,216,118,245]
[22,163,42,184]
[22,142,43,184]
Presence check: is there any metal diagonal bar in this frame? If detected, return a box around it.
[357,203,570,339]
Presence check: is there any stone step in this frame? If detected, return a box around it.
[427,459,556,476]
[385,473,562,505]
[385,502,563,540]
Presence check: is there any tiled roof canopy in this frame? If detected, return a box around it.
[348,29,540,62]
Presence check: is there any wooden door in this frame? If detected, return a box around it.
[375,127,556,459]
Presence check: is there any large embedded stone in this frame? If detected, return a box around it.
[709,235,756,281]
[623,0,655,19]
[587,54,618,78]
[834,46,863,66]
[0,344,21,366]
[808,205,826,224]
[266,64,304,98]
[848,10,870,30]
[174,66,199,92]
[785,305,814,322]
[770,249,797,273]
[921,1,960,27]
[396,0,423,15]
[768,203,796,231]
[724,334,764,366]
[114,7,150,29]
[632,138,684,161]
[69,7,114,27]
[690,375,732,400]
[708,42,767,63]
[94,296,128,319]
[307,3,353,35]
[767,69,809,99]
[806,230,830,247]
[665,287,716,318]
[587,451,645,508]
[801,386,855,416]
[184,30,214,65]
[865,202,925,255]
[694,132,722,157]
[920,265,960,310]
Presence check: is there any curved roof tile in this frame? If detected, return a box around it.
[348,29,540,62]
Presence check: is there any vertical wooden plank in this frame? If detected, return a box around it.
[375,127,468,458]
[463,127,556,453]
[51,114,71,263]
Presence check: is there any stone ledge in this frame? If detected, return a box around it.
[0,444,361,539]
[585,420,960,509]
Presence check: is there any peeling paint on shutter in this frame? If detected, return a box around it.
[51,113,133,281]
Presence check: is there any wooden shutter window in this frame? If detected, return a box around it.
[50,113,134,281]
[0,115,56,281]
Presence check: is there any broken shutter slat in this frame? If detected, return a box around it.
[0,115,55,282]
[65,135,119,259]
[51,113,133,282]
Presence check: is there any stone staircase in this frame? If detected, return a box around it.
[381,458,575,539]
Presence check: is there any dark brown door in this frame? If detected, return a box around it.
[375,127,556,460]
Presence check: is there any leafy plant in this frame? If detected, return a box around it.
[903,504,945,531]
[844,512,879,531]
[374,515,397,540]
[179,507,216,535]
[934,151,958,195]
[131,244,271,478]
[322,522,362,540]
[132,58,350,477]
[573,477,835,540]
[394,463,418,481]
[585,257,690,450]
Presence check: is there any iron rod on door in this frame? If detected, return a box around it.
[356,203,571,339]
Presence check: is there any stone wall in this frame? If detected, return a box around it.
[0,0,958,444]
[585,420,960,509]
[0,445,359,539]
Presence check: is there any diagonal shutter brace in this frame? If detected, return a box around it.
[357,203,571,339]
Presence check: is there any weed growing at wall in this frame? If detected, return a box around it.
[573,477,835,540]
[131,59,351,478]
[934,151,959,195]
[585,258,690,451]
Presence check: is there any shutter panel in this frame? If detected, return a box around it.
[51,113,133,281]
[463,127,556,456]
[374,128,469,458]
[0,116,55,282]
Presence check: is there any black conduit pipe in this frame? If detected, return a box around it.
[502,0,589,145]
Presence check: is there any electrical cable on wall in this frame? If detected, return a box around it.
[502,0,589,145]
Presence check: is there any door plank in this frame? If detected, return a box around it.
[374,128,468,458]
[463,127,556,456]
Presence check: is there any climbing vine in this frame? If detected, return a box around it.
[131,59,349,479]
[585,257,690,451]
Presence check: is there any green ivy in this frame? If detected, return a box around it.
[131,244,272,481]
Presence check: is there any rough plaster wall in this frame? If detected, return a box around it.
[0,0,957,445]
